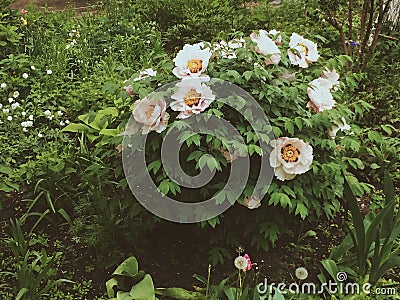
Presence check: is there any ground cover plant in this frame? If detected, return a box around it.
[0,0,399,299]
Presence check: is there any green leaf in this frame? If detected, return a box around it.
[368,131,382,143]
[207,217,219,228]
[130,274,156,300]
[106,278,120,298]
[16,288,29,300]
[295,203,308,219]
[158,180,171,195]
[62,123,90,133]
[344,177,366,275]
[113,257,139,277]
[156,287,205,299]
[100,128,119,136]
[224,287,237,300]
[321,259,339,282]
[382,171,395,234]
[117,291,133,300]
[243,70,253,81]
[147,161,162,175]
[371,257,400,284]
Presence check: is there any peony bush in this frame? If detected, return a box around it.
[66,28,372,250]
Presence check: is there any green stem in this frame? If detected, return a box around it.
[206,264,211,300]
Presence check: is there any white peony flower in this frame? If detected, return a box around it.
[172,43,212,79]
[133,68,157,81]
[269,137,313,181]
[295,267,309,280]
[234,256,248,271]
[321,68,340,90]
[170,79,215,119]
[22,73,28,79]
[288,33,319,68]
[214,38,245,59]
[1,83,6,89]
[328,117,351,139]
[307,77,335,112]
[132,96,169,134]
[242,195,261,209]
[268,29,282,45]
[250,30,281,65]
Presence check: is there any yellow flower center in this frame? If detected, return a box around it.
[184,89,201,107]
[281,144,300,162]
[186,59,203,73]
[299,43,309,56]
[145,105,155,120]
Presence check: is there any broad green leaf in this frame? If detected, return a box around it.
[130,274,156,300]
[156,287,205,299]
[113,257,139,277]
[62,123,90,133]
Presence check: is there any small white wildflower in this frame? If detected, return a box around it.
[104,48,107,52]
[23,128,27,132]
[0,103,2,109]
[7,116,12,121]
[65,119,70,124]
[68,32,74,37]
[13,91,20,98]
[31,66,36,70]
[60,120,65,126]
[38,132,43,138]
[28,114,34,120]
[11,102,20,109]
[21,120,33,128]
[1,83,6,89]
[57,110,63,116]
[295,267,308,280]
[72,29,76,33]
[47,70,52,75]
[3,108,9,113]
[66,44,71,50]
[22,73,28,79]
[21,111,26,116]
[234,256,248,271]
[44,110,52,116]
[8,98,14,103]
